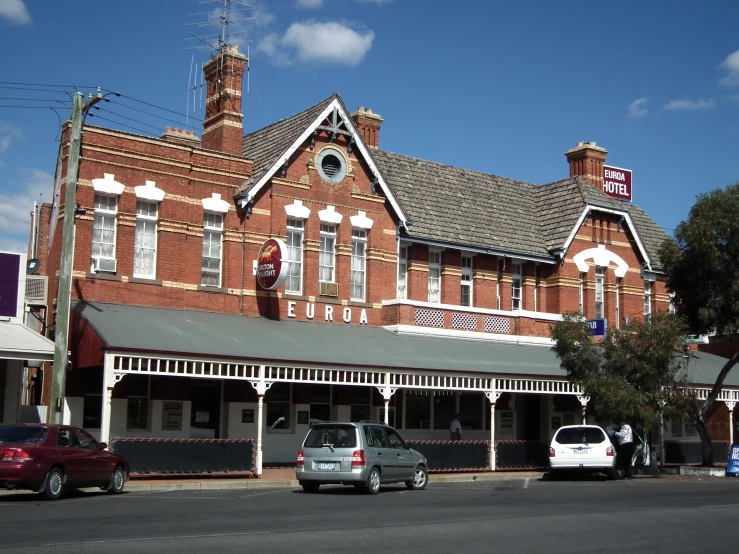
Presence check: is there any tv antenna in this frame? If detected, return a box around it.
[186,0,255,125]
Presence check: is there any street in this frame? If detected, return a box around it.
[1,476,738,553]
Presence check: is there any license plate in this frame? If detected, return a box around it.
[317,462,336,470]
[572,448,590,454]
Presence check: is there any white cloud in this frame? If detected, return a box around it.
[663,98,715,111]
[357,0,394,4]
[627,97,648,118]
[0,122,23,154]
[0,0,31,24]
[296,0,323,8]
[258,21,374,66]
[0,169,52,237]
[719,49,739,88]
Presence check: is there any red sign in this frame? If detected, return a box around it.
[602,165,632,202]
[256,238,288,290]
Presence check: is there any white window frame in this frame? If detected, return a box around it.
[511,263,522,310]
[201,212,223,287]
[91,193,118,265]
[397,245,408,300]
[644,281,652,321]
[350,229,367,302]
[461,254,473,307]
[428,250,441,303]
[579,272,585,315]
[319,224,337,284]
[595,266,604,319]
[133,200,158,279]
[615,278,621,328]
[286,218,305,295]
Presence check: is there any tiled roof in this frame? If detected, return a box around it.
[238,94,337,195]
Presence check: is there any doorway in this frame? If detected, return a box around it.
[519,394,542,441]
[190,381,221,438]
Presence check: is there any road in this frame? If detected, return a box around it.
[1,476,738,553]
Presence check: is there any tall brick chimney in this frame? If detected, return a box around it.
[351,107,383,149]
[565,141,608,190]
[201,46,247,156]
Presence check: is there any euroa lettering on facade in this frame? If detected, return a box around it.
[27,46,738,472]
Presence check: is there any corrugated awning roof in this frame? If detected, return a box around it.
[0,321,55,361]
[71,302,738,387]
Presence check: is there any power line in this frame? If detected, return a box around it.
[0,105,66,109]
[109,99,201,130]
[109,92,197,121]
[0,81,98,89]
[86,113,157,137]
[94,106,166,132]
[0,97,70,102]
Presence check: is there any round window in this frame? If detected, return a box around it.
[316,148,347,184]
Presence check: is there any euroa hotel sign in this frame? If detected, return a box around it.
[286,300,369,325]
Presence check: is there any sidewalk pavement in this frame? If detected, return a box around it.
[125,468,548,491]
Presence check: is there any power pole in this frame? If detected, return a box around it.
[49,90,103,424]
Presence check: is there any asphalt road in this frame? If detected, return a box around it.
[1,476,739,553]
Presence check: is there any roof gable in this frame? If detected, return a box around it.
[239,94,408,225]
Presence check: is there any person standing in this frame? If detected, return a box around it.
[614,423,634,479]
[449,413,462,441]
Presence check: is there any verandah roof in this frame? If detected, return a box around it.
[71,301,737,388]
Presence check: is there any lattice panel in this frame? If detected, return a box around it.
[415,308,445,327]
[484,316,511,334]
[452,312,477,331]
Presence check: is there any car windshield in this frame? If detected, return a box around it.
[0,426,48,444]
[304,425,357,448]
[555,427,605,445]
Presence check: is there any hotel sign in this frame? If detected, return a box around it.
[257,238,288,290]
[603,165,632,202]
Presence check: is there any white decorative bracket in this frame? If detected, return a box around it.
[376,386,397,400]
[725,401,737,411]
[249,380,273,396]
[485,391,502,404]
[577,395,590,407]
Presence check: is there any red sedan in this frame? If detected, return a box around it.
[0,424,129,500]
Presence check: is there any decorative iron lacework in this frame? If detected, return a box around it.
[452,312,477,331]
[415,308,444,327]
[484,316,510,334]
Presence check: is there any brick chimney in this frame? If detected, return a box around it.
[161,127,201,147]
[201,46,247,156]
[351,106,383,149]
[565,141,608,190]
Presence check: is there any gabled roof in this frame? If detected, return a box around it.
[238,94,408,225]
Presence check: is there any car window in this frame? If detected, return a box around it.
[0,426,47,443]
[385,428,406,450]
[56,429,75,448]
[303,425,357,448]
[555,427,606,445]
[73,429,98,450]
[369,426,390,448]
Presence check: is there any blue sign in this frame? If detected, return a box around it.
[728,444,739,476]
[586,318,607,337]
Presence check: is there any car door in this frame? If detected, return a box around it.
[386,427,416,481]
[73,428,112,485]
[54,428,88,486]
[368,426,396,480]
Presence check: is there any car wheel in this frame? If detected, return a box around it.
[108,465,125,494]
[607,468,618,481]
[301,482,320,493]
[406,466,428,490]
[42,467,64,501]
[366,467,381,495]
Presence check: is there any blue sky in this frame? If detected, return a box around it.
[0,0,738,254]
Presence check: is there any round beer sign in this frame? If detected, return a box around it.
[256,238,288,290]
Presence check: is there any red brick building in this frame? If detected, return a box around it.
[34,47,738,470]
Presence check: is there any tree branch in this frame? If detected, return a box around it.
[700,349,739,419]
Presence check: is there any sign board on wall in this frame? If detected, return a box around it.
[602,165,632,202]
[0,251,24,319]
[256,238,288,290]
[727,444,739,476]
[161,402,183,430]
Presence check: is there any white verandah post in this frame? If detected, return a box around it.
[100,352,116,445]
[727,401,737,446]
[377,373,396,425]
[485,391,501,471]
[251,365,269,478]
[577,395,590,425]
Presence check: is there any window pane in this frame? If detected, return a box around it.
[433,393,456,430]
[405,392,430,429]
[127,397,149,430]
[459,393,482,430]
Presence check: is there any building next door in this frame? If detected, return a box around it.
[190,380,221,438]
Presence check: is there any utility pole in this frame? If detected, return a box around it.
[49,90,103,424]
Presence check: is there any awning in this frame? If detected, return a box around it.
[71,301,737,387]
[0,321,55,362]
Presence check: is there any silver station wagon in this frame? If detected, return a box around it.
[296,422,429,494]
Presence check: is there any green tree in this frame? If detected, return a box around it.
[551,311,692,430]
[659,182,739,465]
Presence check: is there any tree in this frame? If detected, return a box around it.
[659,182,739,465]
[551,311,692,430]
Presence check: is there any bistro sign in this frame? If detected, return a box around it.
[256,238,288,290]
[602,165,632,202]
